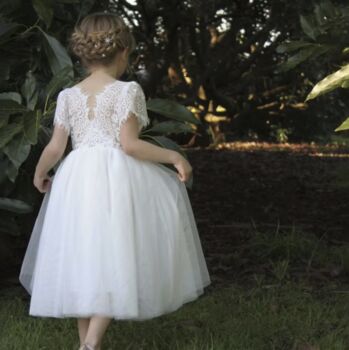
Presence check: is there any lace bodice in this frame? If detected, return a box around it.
[53,80,150,150]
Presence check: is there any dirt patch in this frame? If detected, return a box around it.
[186,142,349,288]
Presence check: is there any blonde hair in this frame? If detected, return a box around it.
[69,12,136,68]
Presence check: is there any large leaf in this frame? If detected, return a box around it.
[0,123,23,148]
[0,197,33,213]
[0,21,21,45]
[314,0,336,25]
[45,65,73,99]
[306,63,349,101]
[0,99,27,115]
[0,92,22,104]
[23,110,41,144]
[3,133,32,169]
[41,30,73,77]
[146,120,195,135]
[0,115,9,128]
[276,41,316,54]
[0,157,10,184]
[300,14,321,40]
[22,70,38,111]
[142,135,183,152]
[335,117,349,132]
[146,98,200,124]
[278,45,330,72]
[32,0,54,28]
[5,161,19,183]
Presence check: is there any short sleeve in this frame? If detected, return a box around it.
[119,82,150,132]
[53,90,70,134]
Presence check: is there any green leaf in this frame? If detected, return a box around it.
[45,65,73,98]
[276,41,315,54]
[0,21,21,45]
[23,110,41,144]
[0,123,23,148]
[143,135,182,151]
[41,30,73,77]
[314,2,335,25]
[0,92,22,104]
[300,15,320,40]
[0,157,10,184]
[0,115,9,128]
[5,160,19,183]
[22,70,38,110]
[146,120,194,135]
[146,98,200,124]
[277,43,332,72]
[341,80,349,89]
[32,0,53,28]
[335,117,349,132]
[0,197,33,213]
[306,63,349,102]
[2,133,31,169]
[0,99,27,115]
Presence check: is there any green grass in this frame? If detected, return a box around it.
[1,281,349,350]
[2,227,349,350]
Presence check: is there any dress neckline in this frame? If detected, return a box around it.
[72,79,120,99]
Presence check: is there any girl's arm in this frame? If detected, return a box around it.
[33,127,69,193]
[119,114,193,183]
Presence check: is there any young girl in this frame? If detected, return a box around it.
[19,12,211,350]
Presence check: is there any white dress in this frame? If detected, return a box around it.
[18,79,211,320]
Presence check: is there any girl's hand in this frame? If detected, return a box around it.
[173,153,193,183]
[33,173,52,193]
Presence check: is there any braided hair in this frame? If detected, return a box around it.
[69,12,136,67]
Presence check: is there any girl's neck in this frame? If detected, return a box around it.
[87,65,122,81]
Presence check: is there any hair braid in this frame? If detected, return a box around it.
[69,12,136,66]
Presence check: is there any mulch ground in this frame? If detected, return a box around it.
[186,142,349,289]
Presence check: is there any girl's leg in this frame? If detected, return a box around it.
[77,318,91,347]
[84,315,112,350]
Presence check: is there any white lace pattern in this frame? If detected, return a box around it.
[53,80,150,150]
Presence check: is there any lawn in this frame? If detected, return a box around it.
[2,224,349,350]
[1,277,349,349]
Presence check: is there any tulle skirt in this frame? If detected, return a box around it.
[19,144,211,320]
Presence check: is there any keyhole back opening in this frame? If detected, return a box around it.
[86,95,97,121]
[73,80,120,123]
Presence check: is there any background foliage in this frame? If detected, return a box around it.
[1,0,349,280]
